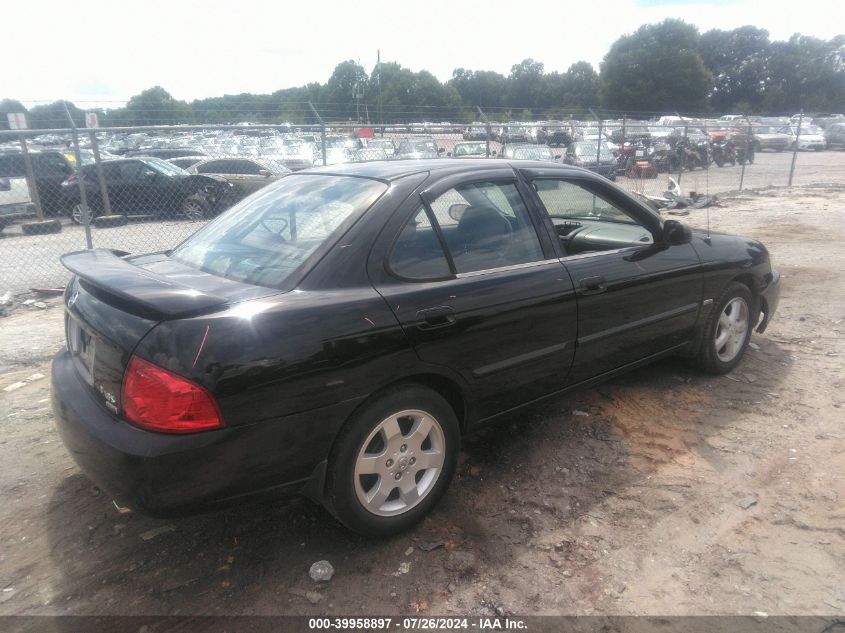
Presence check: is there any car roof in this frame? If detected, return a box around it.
[299,158,588,181]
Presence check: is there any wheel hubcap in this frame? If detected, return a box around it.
[714,297,749,362]
[354,409,445,517]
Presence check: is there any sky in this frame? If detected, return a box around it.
[3,0,842,107]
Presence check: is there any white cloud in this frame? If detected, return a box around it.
[2,0,841,105]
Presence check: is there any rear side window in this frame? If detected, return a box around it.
[388,181,545,278]
[388,207,451,280]
[434,181,544,274]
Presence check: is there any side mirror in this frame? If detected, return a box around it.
[446,152,452,157]
[555,154,562,160]
[662,219,692,245]
[0,177,9,192]
[437,147,445,154]
[492,150,498,157]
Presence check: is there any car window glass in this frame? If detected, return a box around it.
[196,160,231,174]
[113,161,142,180]
[534,179,641,227]
[388,207,451,280]
[34,154,72,175]
[0,154,25,178]
[229,160,262,175]
[432,181,544,274]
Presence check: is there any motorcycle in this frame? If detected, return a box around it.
[712,140,737,167]
[694,140,713,168]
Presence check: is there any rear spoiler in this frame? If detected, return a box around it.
[60,249,228,319]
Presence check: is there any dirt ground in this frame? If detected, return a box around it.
[0,183,843,618]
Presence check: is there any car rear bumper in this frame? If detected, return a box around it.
[0,202,36,222]
[51,349,363,515]
[756,270,781,333]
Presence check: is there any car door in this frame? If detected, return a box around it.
[522,171,704,383]
[31,152,73,213]
[369,169,578,420]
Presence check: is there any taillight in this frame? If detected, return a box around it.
[121,355,223,433]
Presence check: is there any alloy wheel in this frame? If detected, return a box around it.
[353,409,445,517]
[714,297,749,363]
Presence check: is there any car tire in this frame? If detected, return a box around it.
[182,194,209,221]
[71,203,97,225]
[692,282,754,375]
[324,384,460,536]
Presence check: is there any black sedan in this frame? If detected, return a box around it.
[52,160,780,536]
[61,157,235,223]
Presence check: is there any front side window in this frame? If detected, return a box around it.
[533,179,654,253]
[172,174,386,288]
[534,179,637,225]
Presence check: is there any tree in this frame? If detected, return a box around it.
[699,27,771,112]
[27,100,85,129]
[508,58,545,108]
[563,62,599,109]
[599,19,712,113]
[449,69,508,110]
[762,34,845,112]
[325,61,368,120]
[116,86,192,125]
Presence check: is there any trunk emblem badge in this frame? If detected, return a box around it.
[67,290,79,308]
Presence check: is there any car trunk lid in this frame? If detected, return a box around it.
[61,249,278,413]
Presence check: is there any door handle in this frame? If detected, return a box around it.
[578,276,607,295]
[416,306,456,329]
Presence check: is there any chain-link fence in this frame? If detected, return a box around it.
[0,113,835,294]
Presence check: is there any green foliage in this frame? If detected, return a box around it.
[3,25,842,128]
[600,19,712,113]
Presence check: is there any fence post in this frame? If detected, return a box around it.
[677,124,688,187]
[788,110,803,187]
[588,108,603,171]
[622,115,627,147]
[63,104,94,249]
[88,131,113,217]
[739,122,750,191]
[18,135,45,222]
[308,102,327,166]
[476,106,491,157]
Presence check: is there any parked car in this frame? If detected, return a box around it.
[353,148,388,162]
[0,149,75,215]
[462,125,490,141]
[751,126,791,152]
[188,158,290,203]
[498,125,530,144]
[563,142,617,179]
[61,157,235,223]
[0,176,36,232]
[449,142,487,158]
[501,144,557,162]
[166,156,207,170]
[395,138,442,159]
[52,158,780,536]
[125,148,209,160]
[363,139,396,158]
[259,140,318,171]
[792,125,826,151]
[825,123,845,149]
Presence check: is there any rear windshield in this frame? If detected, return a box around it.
[172,174,387,288]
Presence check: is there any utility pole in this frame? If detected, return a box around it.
[377,49,382,130]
